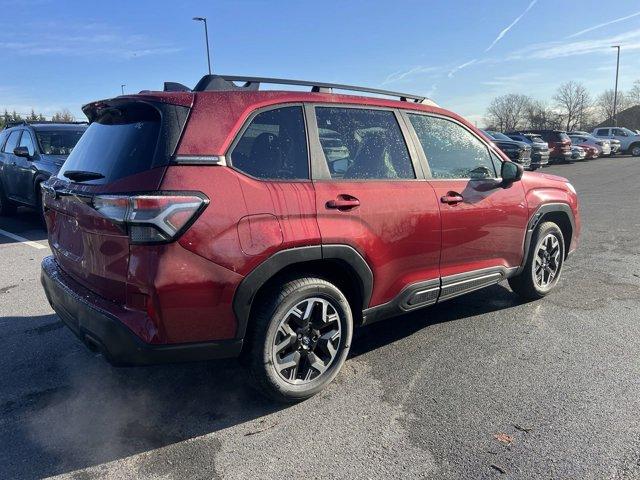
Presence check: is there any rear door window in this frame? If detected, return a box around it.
[408,114,496,179]
[229,106,309,180]
[2,131,21,154]
[596,129,609,136]
[314,107,415,180]
[59,103,160,184]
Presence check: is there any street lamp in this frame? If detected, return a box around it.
[121,84,126,95]
[612,45,620,126]
[193,16,212,75]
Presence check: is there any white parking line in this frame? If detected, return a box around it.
[0,228,48,250]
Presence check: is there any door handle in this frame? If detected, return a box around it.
[326,194,360,211]
[440,192,464,204]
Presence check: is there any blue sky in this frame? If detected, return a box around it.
[1,0,640,126]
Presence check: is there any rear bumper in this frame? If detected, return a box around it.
[40,256,242,366]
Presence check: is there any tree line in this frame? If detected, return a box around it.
[0,108,76,129]
[485,80,640,132]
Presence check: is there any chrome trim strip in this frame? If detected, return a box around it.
[172,155,226,166]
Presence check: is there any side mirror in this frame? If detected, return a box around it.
[13,146,32,159]
[501,161,523,186]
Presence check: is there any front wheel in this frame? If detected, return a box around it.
[630,144,640,157]
[509,221,565,300]
[245,276,353,402]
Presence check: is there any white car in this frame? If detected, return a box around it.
[569,134,611,156]
[592,127,640,156]
[571,145,586,161]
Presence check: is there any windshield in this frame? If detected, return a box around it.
[36,129,86,155]
[622,128,637,136]
[488,131,512,141]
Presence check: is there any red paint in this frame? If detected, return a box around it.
[44,87,580,348]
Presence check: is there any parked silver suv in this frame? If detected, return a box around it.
[592,127,640,156]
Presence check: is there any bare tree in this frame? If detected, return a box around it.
[524,100,555,129]
[595,89,628,123]
[485,94,530,131]
[51,108,75,122]
[628,80,640,107]
[553,81,591,131]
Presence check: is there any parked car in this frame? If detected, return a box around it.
[40,75,580,402]
[609,139,621,154]
[522,130,572,162]
[568,134,610,156]
[570,145,586,161]
[0,121,87,217]
[504,132,550,169]
[592,127,640,156]
[481,130,532,169]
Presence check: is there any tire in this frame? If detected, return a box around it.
[630,143,640,157]
[245,276,353,403]
[509,221,565,300]
[35,182,46,226]
[0,183,17,216]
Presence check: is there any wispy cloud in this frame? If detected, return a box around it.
[382,65,444,85]
[447,58,478,78]
[567,11,640,39]
[485,0,538,52]
[0,22,181,59]
[508,28,640,60]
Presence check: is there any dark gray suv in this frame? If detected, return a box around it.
[0,121,86,217]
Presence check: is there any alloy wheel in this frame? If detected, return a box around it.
[271,297,342,385]
[534,233,561,288]
[631,145,640,157]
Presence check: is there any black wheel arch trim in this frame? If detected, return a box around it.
[516,202,575,275]
[232,244,373,340]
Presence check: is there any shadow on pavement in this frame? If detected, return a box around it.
[0,208,47,244]
[0,284,522,479]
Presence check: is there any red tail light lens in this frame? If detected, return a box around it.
[93,193,208,244]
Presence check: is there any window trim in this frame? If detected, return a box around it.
[225,103,312,182]
[305,103,426,182]
[400,111,504,182]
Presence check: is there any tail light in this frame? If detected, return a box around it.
[92,193,208,244]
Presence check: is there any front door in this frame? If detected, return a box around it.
[308,105,441,308]
[404,113,528,289]
[14,130,37,203]
[1,130,23,198]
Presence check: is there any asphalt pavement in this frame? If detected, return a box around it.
[1,155,639,479]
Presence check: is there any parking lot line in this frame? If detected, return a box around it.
[0,228,48,250]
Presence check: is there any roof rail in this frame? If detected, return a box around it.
[2,120,88,129]
[189,74,430,103]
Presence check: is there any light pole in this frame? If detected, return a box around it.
[193,16,212,75]
[121,84,126,95]
[612,45,620,126]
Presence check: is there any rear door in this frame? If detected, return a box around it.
[44,99,189,302]
[404,112,528,287]
[308,105,441,308]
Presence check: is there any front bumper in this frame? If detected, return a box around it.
[40,256,242,366]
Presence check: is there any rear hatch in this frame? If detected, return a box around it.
[43,95,193,303]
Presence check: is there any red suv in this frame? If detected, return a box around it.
[40,75,580,401]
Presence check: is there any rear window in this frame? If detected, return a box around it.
[36,129,85,155]
[59,103,160,184]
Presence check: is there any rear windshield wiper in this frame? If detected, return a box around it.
[63,170,105,182]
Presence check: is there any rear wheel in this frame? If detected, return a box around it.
[0,183,17,216]
[509,221,565,300]
[245,276,353,402]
